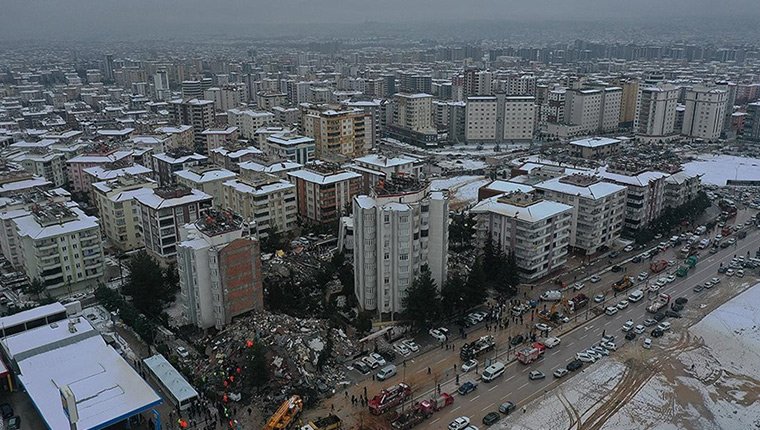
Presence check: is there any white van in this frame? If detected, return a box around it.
[627,289,644,303]
[376,364,397,381]
[481,361,506,382]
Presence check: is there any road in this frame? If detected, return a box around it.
[416,226,760,429]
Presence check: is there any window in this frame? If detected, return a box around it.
[400,253,409,261]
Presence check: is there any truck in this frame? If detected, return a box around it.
[567,293,589,312]
[612,276,633,292]
[300,415,342,430]
[369,383,412,415]
[646,293,671,314]
[460,335,496,360]
[264,396,303,430]
[516,342,546,364]
[650,260,668,274]
[540,290,562,301]
[418,392,454,413]
[389,393,454,430]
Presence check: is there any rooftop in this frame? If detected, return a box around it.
[536,175,627,200]
[136,186,212,210]
[195,208,244,237]
[143,354,199,403]
[373,174,426,197]
[569,137,621,148]
[175,166,237,184]
[471,191,573,223]
[266,133,315,147]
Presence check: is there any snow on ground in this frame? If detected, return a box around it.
[430,175,489,207]
[683,154,760,186]
[436,158,488,171]
[497,282,760,430]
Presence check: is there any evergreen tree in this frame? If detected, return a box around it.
[24,278,46,299]
[440,273,466,315]
[123,251,167,316]
[401,265,441,329]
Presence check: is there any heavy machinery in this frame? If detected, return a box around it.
[300,415,342,430]
[265,395,303,430]
[566,294,589,312]
[460,335,496,360]
[368,383,412,415]
[677,256,698,277]
[650,260,668,274]
[537,303,558,322]
[391,393,455,430]
[612,276,633,292]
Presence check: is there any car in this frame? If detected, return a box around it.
[651,328,664,338]
[553,368,569,378]
[666,275,676,283]
[0,403,13,420]
[632,256,643,263]
[601,341,617,351]
[726,269,735,276]
[649,284,661,293]
[7,416,20,430]
[610,251,620,258]
[590,275,601,283]
[449,416,471,430]
[592,345,610,356]
[482,412,501,426]
[586,349,602,360]
[437,327,450,337]
[176,346,189,358]
[693,284,704,292]
[473,311,489,321]
[710,247,719,254]
[711,277,721,284]
[370,353,387,367]
[671,303,684,312]
[634,324,646,334]
[655,233,663,240]
[353,361,371,374]
[458,381,478,395]
[528,370,545,380]
[574,282,585,290]
[602,334,616,343]
[617,300,629,310]
[394,342,411,356]
[556,314,571,324]
[510,335,524,346]
[622,320,635,332]
[566,359,584,371]
[656,278,668,287]
[625,331,637,341]
[534,323,552,332]
[715,234,723,241]
[576,352,596,362]
[667,259,676,267]
[594,294,606,303]
[543,337,561,348]
[643,318,658,327]
[737,269,745,277]
[429,329,447,342]
[718,266,728,274]
[674,297,688,305]
[499,401,516,414]
[638,272,649,281]
[611,265,623,272]
[362,356,379,369]
[665,309,682,319]
[403,339,420,352]
[643,338,652,349]
[461,359,478,373]
[605,306,618,316]
[624,245,634,252]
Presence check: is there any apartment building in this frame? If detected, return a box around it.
[222,171,297,239]
[154,125,194,150]
[201,126,239,154]
[209,146,263,172]
[135,185,213,262]
[287,163,362,224]
[300,104,371,158]
[92,175,158,252]
[82,164,152,198]
[263,132,315,165]
[150,148,208,187]
[471,191,572,281]
[535,174,627,255]
[598,168,669,233]
[237,159,303,180]
[66,149,134,194]
[177,209,263,330]
[6,151,67,187]
[568,137,622,159]
[681,85,727,141]
[465,96,498,143]
[348,154,423,194]
[545,87,621,139]
[174,165,237,206]
[13,202,104,294]
[742,102,760,142]
[352,176,449,315]
[168,99,215,153]
[388,93,437,146]
[503,96,537,141]
[664,171,701,209]
[203,85,244,112]
[634,84,680,142]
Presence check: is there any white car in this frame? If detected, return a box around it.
[634,324,646,334]
[624,245,634,252]
[666,275,676,283]
[534,323,552,332]
[657,322,672,332]
[737,269,745,278]
[649,284,660,293]
[638,272,649,281]
[403,339,420,352]
[601,341,617,351]
[711,277,721,284]
[176,346,189,358]
[586,349,602,360]
[370,353,387,367]
[616,300,629,310]
[429,329,446,342]
[643,338,652,349]
[605,306,618,316]
[592,345,610,356]
[461,359,478,373]
[543,336,561,348]
[553,368,569,378]
[590,275,601,283]
[574,282,585,290]
[726,269,735,276]
[656,278,668,287]
[594,294,605,303]
[621,320,634,332]
[448,416,471,430]
[362,356,379,369]
[394,342,411,356]
[576,352,596,363]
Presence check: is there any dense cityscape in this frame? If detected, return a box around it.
[0,3,759,430]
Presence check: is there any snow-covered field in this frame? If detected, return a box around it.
[436,158,488,171]
[498,282,760,430]
[683,154,760,186]
[430,175,489,207]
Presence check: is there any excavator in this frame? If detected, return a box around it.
[264,395,303,430]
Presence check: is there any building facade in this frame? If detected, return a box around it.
[287,164,362,224]
[681,86,727,141]
[222,171,297,239]
[92,175,158,252]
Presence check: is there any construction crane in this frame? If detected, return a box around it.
[264,395,303,430]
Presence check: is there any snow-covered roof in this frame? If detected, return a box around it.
[201,126,238,135]
[288,169,361,185]
[665,170,700,185]
[482,180,535,194]
[266,134,315,147]
[13,206,99,240]
[223,179,294,196]
[143,354,198,404]
[471,194,573,223]
[10,139,58,149]
[155,125,192,134]
[152,152,207,164]
[83,164,152,181]
[96,128,134,137]
[68,150,133,164]
[239,160,302,174]
[135,188,212,210]
[535,176,627,200]
[597,167,670,187]
[569,137,621,148]
[354,154,418,168]
[0,177,52,194]
[175,168,237,184]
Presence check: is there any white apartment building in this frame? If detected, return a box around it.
[174,166,237,207]
[13,202,104,294]
[6,151,67,187]
[465,96,498,142]
[503,96,537,141]
[92,175,158,252]
[535,174,627,255]
[681,86,727,141]
[264,133,315,165]
[203,85,244,112]
[201,127,239,154]
[222,171,297,239]
[226,109,275,139]
[598,168,669,232]
[634,84,680,142]
[393,93,434,132]
[664,171,701,209]
[471,191,572,281]
[352,177,448,315]
[348,153,423,194]
[135,185,213,262]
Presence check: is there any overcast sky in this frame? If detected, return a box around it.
[1,0,757,40]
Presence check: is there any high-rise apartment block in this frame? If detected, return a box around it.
[222,170,297,239]
[287,163,362,224]
[681,86,727,141]
[388,93,437,146]
[635,84,680,142]
[92,175,158,252]
[169,99,215,153]
[300,104,371,158]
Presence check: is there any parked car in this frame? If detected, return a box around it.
[461,359,478,373]
[643,338,652,349]
[449,416,471,430]
[430,329,447,342]
[625,331,637,341]
[611,265,623,272]
[616,300,629,310]
[370,353,387,367]
[574,282,585,290]
[621,320,635,332]
[510,335,524,346]
[353,361,370,374]
[394,342,411,356]
[624,245,634,252]
[458,381,478,395]
[499,401,516,414]
[651,328,664,338]
[576,352,596,363]
[534,323,552,332]
[594,294,606,303]
[0,403,13,420]
[482,412,501,426]
[176,346,189,358]
[553,368,569,378]
[638,272,649,281]
[362,355,379,369]
[601,341,617,351]
[605,306,618,316]
[634,324,646,334]
[528,370,545,380]
[693,284,704,293]
[403,339,420,352]
[566,359,584,371]
[7,416,20,430]
[590,275,601,283]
